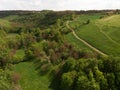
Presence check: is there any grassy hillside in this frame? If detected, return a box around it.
[69,14,120,56]
[97,15,120,26]
[96,15,120,44]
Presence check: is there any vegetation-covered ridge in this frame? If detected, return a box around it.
[0,10,120,90]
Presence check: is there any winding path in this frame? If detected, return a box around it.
[66,21,108,57]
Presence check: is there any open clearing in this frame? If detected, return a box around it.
[14,62,52,90]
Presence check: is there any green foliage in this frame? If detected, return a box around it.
[61,71,77,90]
[94,67,108,90]
[0,46,9,68]
[25,49,34,59]
[51,57,120,90]
[62,58,76,72]
[0,69,11,90]
[106,73,116,89]
[76,75,100,90]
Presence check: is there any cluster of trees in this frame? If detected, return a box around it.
[0,10,76,89]
[49,57,120,90]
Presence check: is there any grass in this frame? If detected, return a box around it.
[0,19,11,28]
[65,33,92,51]
[97,15,120,27]
[3,15,19,21]
[109,28,120,43]
[15,49,25,58]
[13,48,52,90]
[14,62,52,90]
[68,14,120,56]
[96,14,120,44]
[5,33,19,39]
[64,14,103,52]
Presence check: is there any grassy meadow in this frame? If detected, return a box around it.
[68,14,120,56]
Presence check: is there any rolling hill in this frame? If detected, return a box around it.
[67,14,120,56]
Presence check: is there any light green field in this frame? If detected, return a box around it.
[96,15,120,44]
[0,19,11,28]
[3,15,19,21]
[13,49,52,90]
[67,14,120,56]
[97,15,120,26]
[14,62,52,90]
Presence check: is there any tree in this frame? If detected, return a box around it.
[0,69,10,90]
[0,46,9,68]
[62,58,76,72]
[61,71,77,90]
[106,73,116,90]
[25,47,34,59]
[94,67,108,90]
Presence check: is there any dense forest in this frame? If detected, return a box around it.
[0,10,120,90]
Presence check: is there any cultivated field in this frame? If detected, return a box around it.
[68,14,120,56]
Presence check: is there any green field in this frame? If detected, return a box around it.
[67,14,120,56]
[0,19,12,28]
[14,62,52,90]
[96,15,120,44]
[13,49,52,90]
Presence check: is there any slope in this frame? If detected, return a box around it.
[69,14,120,56]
